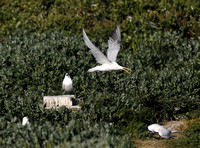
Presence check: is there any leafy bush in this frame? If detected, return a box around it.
[0,28,199,147]
[0,116,134,147]
[0,0,200,45]
[0,0,199,146]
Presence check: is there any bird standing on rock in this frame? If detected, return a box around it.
[62,73,73,92]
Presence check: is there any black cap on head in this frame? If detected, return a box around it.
[65,73,70,77]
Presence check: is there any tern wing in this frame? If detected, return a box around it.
[83,29,110,64]
[107,25,121,62]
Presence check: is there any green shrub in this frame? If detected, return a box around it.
[0,116,134,147]
[0,0,200,44]
[0,29,199,146]
[1,0,200,146]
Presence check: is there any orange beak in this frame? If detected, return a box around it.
[123,67,132,74]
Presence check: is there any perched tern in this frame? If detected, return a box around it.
[22,116,29,126]
[62,73,73,92]
[83,25,131,74]
[148,124,180,138]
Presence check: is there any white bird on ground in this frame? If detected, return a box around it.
[62,73,73,92]
[148,124,180,139]
[22,116,29,126]
[83,25,131,74]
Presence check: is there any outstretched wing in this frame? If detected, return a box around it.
[107,25,121,62]
[83,29,110,64]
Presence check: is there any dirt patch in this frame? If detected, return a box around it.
[162,120,187,132]
[133,139,165,148]
[133,120,188,148]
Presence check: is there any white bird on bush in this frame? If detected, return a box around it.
[83,25,131,74]
[148,124,180,138]
[22,116,29,126]
[62,73,73,92]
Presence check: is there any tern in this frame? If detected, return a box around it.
[148,124,180,139]
[22,116,29,126]
[83,25,131,74]
[62,73,73,92]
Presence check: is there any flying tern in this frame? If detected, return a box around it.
[83,25,131,74]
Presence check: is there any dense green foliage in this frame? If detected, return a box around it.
[0,116,133,147]
[0,0,200,45]
[0,0,200,147]
[0,29,199,146]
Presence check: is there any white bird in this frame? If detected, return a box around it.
[148,124,180,138]
[62,73,73,92]
[83,25,131,74]
[22,116,29,126]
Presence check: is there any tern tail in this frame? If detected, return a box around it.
[171,130,180,133]
[87,67,97,72]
